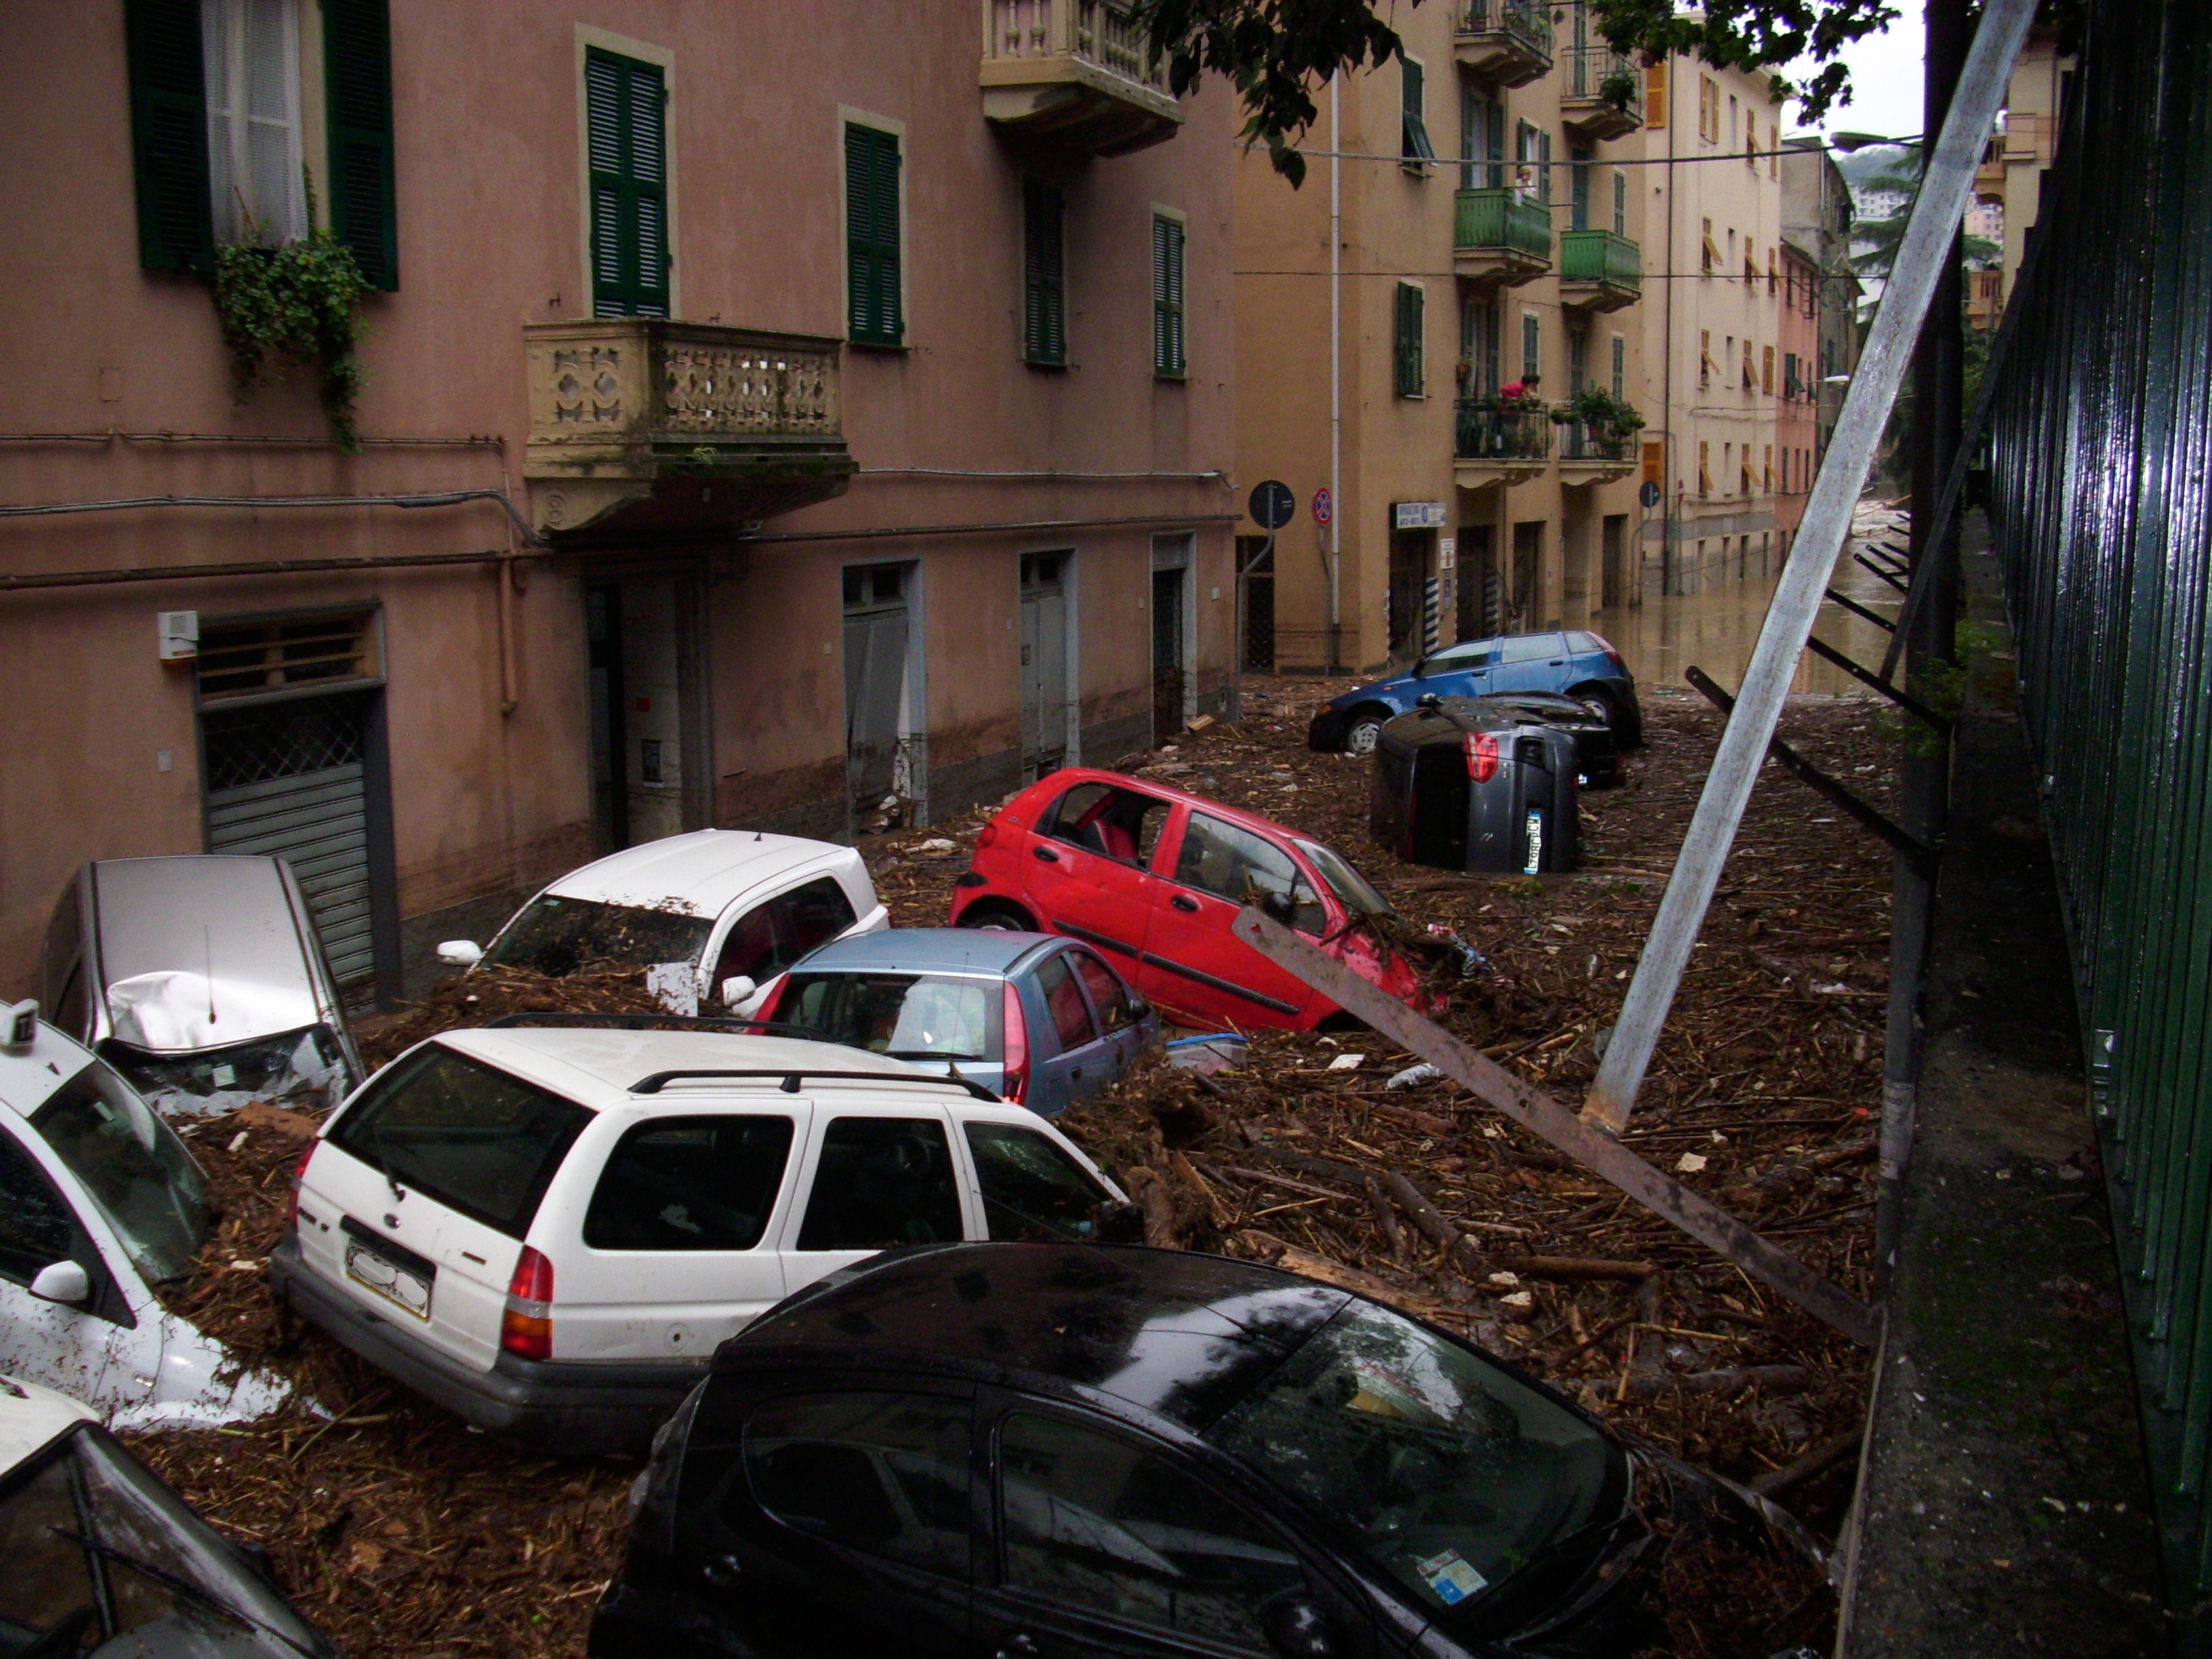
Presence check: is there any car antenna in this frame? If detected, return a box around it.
[203,926,218,1026]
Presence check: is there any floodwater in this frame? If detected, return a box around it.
[1587,502,1909,699]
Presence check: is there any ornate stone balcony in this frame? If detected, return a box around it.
[1455,0,1553,87]
[980,0,1182,157]
[523,321,853,537]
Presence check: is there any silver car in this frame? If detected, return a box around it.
[40,856,363,1117]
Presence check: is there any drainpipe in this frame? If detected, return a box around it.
[1661,53,1678,595]
[1329,73,1344,672]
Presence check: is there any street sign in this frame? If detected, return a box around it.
[1249,480,1295,531]
[1392,501,1447,530]
[1639,480,1662,510]
[1312,485,1334,527]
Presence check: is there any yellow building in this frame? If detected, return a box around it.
[1233,0,1649,676]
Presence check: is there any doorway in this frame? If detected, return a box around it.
[1235,534,1275,672]
[583,573,699,850]
[1510,521,1544,626]
[1019,552,1070,782]
[844,562,914,823]
[1600,514,1628,609]
[1387,529,1435,661]
[1151,565,1186,745]
[1457,525,1500,639]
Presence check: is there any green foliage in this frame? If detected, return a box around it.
[211,224,367,447]
[1599,68,1642,112]
[1583,0,1901,127]
[1558,385,1647,437]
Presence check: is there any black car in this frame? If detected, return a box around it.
[1439,693,1620,790]
[590,1244,1809,1659]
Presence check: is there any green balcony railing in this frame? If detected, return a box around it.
[1454,401,1554,462]
[1559,228,1641,295]
[1559,417,1631,462]
[1567,42,1643,112]
[1461,0,1555,58]
[1454,188,1554,264]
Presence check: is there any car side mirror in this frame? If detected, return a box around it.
[720,976,757,1010]
[1262,1597,1340,1659]
[29,1261,90,1307]
[436,940,483,967]
[1260,890,1297,924]
[1416,691,1443,709]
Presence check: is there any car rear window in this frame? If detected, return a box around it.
[964,1122,1111,1242]
[1567,632,1608,654]
[779,972,994,1061]
[795,1118,964,1251]
[326,1046,590,1238]
[1497,633,1561,663]
[583,1115,795,1251]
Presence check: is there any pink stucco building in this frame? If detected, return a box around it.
[1774,239,1820,553]
[0,1,1235,1003]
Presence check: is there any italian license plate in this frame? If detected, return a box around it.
[345,1235,433,1320]
[1523,808,1545,874]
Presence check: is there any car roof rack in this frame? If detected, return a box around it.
[628,1067,1004,1103]
[483,1012,825,1038]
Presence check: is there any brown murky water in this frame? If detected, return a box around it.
[1588,503,1908,699]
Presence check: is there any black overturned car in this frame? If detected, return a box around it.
[1443,693,1620,790]
[589,1244,1819,1659]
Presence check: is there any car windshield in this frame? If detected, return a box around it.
[1295,841,1395,918]
[29,1061,212,1284]
[480,895,714,976]
[100,1024,350,1116]
[779,973,994,1061]
[1206,1301,1618,1620]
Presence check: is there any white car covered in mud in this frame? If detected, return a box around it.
[0,1002,287,1428]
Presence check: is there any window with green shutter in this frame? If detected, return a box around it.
[326,0,397,289]
[1393,283,1424,397]
[1400,57,1434,164]
[1521,310,1540,382]
[1023,178,1065,366]
[586,49,670,319]
[125,0,215,273]
[846,123,903,346]
[1152,215,1185,378]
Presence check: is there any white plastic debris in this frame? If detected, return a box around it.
[1327,1052,1366,1071]
[1386,1062,1443,1090]
[1675,1152,1710,1173]
[1500,1290,1535,1309]
[915,838,957,855]
[1487,1271,1521,1288]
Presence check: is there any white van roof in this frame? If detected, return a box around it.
[538,830,864,920]
[0,1374,98,1478]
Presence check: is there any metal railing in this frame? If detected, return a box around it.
[1567,41,1642,112]
[1559,228,1641,293]
[1460,0,1554,57]
[1454,401,1553,462]
[1558,417,1630,462]
[984,0,1168,92]
[1980,0,2212,1622]
[1454,187,1553,262]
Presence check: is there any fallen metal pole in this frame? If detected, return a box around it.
[1579,0,2037,1136]
[1231,908,1882,1347]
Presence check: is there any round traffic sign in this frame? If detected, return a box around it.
[1249,480,1296,531]
[1639,479,1661,510]
[1312,485,1334,527]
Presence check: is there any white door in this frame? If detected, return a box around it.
[554,1105,803,1361]
[775,1103,970,1296]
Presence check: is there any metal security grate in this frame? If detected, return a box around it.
[201,695,367,792]
[197,610,379,703]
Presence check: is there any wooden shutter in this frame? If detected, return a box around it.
[846,124,902,345]
[1393,283,1423,396]
[1023,179,1065,365]
[1645,62,1666,128]
[588,49,670,319]
[1153,216,1185,377]
[125,0,214,272]
[1400,57,1433,162]
[326,0,396,289]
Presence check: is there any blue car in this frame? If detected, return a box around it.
[758,927,1160,1116]
[1309,628,1643,756]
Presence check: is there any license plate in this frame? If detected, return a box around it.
[345,1236,433,1320]
[1523,808,1544,874]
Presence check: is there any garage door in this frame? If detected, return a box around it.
[201,693,375,989]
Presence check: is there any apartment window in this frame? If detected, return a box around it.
[1727,94,1738,148]
[1021,178,1065,366]
[1613,169,1626,236]
[1763,444,1774,491]
[1152,213,1187,377]
[1784,350,1800,398]
[1744,244,1759,284]
[589,49,671,318]
[126,0,397,285]
[1740,451,1753,495]
[1698,441,1712,495]
[1568,324,1588,395]
[1393,282,1425,397]
[1610,333,1625,399]
[1767,249,1778,293]
[845,122,903,345]
[1700,218,1717,275]
[1645,62,1667,129]
[1699,329,1713,388]
[1464,294,1500,395]
[1761,345,1774,393]
[1570,146,1591,231]
[1401,56,1435,164]
[1699,77,1720,143]
[1744,107,1757,166]
[1521,310,1540,383]
[1461,87,1504,189]
[1741,341,1755,388]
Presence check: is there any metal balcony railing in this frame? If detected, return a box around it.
[1461,0,1555,59]
[1454,401,1555,462]
[1559,417,1632,462]
[1567,42,1643,110]
[1559,228,1643,295]
[1454,187,1554,263]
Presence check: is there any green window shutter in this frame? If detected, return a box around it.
[1400,58,1433,162]
[1521,311,1540,382]
[1487,102,1506,188]
[845,123,903,346]
[587,49,670,319]
[1570,146,1591,231]
[125,0,213,273]
[1152,215,1185,377]
[1394,283,1423,397]
[325,0,397,289]
[1023,179,1065,365]
[1612,333,1626,398]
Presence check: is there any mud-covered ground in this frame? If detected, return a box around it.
[130,676,1889,1658]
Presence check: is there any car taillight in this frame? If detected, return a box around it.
[1589,632,1629,673]
[1000,980,1029,1103]
[1464,731,1500,782]
[501,1246,555,1361]
[283,1146,315,1231]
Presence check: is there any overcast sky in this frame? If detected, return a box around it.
[1784,9,1929,142]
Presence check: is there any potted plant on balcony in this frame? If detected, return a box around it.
[1555,386,1645,458]
[1600,67,1641,113]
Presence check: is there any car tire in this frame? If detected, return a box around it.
[1343,710,1389,756]
[958,901,1033,932]
[1574,689,1618,726]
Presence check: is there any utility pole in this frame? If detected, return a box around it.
[1878,0,1970,1282]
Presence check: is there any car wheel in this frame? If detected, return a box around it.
[1344,712,1387,756]
[958,902,1031,931]
[1575,690,1618,726]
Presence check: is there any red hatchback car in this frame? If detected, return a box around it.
[948,769,1429,1030]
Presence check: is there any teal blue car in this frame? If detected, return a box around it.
[1308,629,1643,756]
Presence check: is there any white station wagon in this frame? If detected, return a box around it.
[269,1021,1129,1452]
